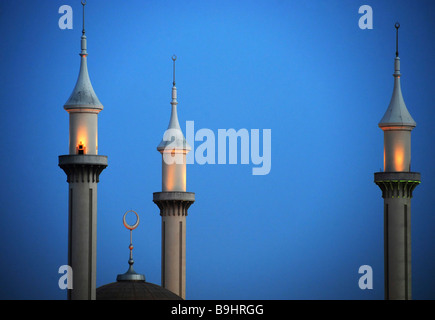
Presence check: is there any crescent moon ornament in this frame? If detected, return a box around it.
[123,210,140,230]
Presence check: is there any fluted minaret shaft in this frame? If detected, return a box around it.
[153,192,194,299]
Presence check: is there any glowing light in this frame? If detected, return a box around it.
[76,125,88,154]
[162,154,187,192]
[165,163,175,191]
[394,145,405,171]
[77,141,86,155]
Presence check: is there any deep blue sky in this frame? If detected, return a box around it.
[0,0,434,300]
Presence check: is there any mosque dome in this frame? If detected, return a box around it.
[96,280,183,300]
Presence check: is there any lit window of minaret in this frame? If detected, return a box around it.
[374,23,420,300]
[153,55,195,299]
[58,1,108,300]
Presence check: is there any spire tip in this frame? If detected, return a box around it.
[395,22,400,57]
[81,1,86,35]
[172,54,177,86]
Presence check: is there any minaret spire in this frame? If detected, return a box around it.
[378,22,415,129]
[157,55,190,153]
[64,0,101,111]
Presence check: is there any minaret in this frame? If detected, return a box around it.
[58,1,107,300]
[153,55,195,299]
[374,23,420,300]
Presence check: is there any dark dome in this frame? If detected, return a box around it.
[96,280,183,300]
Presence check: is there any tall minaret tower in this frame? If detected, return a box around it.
[374,23,420,300]
[58,1,107,300]
[153,55,195,299]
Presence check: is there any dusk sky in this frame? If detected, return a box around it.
[0,0,434,300]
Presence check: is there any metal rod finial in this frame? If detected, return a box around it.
[172,54,177,86]
[81,1,86,35]
[116,209,146,282]
[395,22,400,57]
[123,210,139,264]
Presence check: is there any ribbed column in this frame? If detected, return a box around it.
[59,155,108,300]
[374,172,420,300]
[153,192,194,299]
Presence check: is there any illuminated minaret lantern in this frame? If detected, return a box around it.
[58,1,107,300]
[153,55,195,299]
[374,23,420,300]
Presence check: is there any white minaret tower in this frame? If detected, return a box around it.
[153,55,195,299]
[58,1,107,300]
[374,23,420,300]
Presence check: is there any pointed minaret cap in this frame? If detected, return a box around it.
[157,55,191,152]
[379,23,416,129]
[64,1,103,111]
